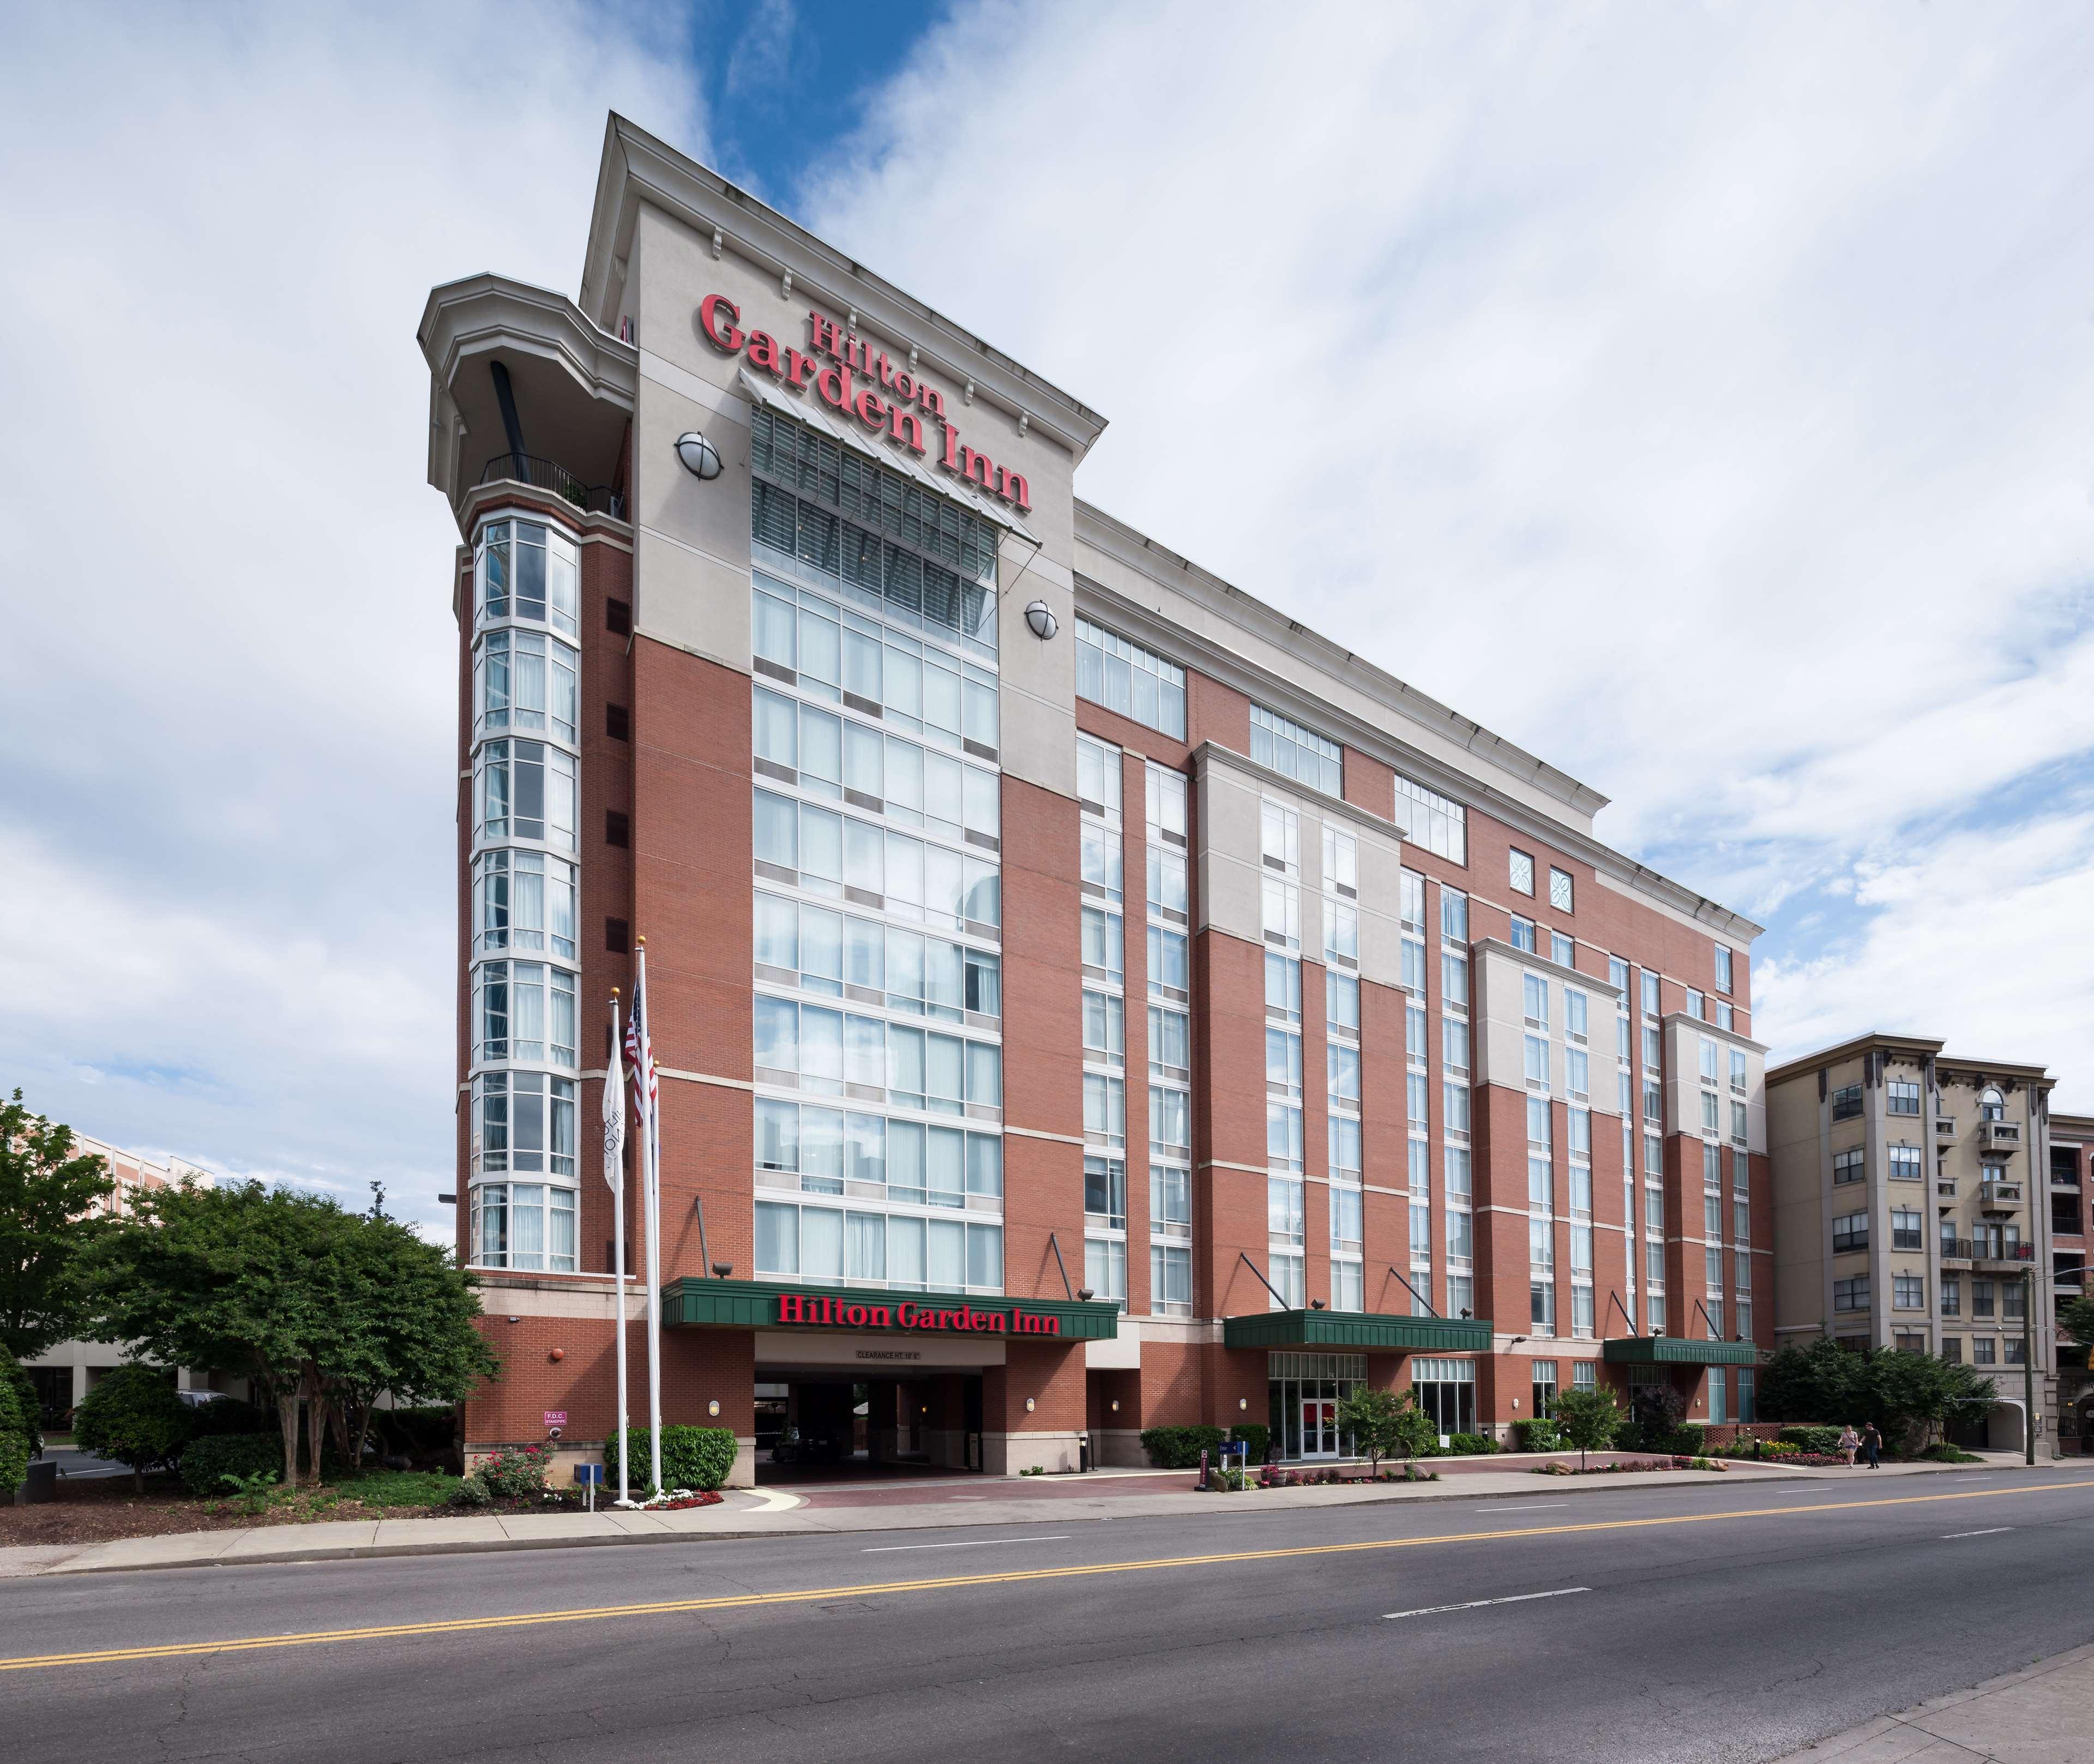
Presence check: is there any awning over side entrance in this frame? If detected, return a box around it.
[1601,1335,1760,1366]
[663,1277,1120,1341]
[1222,1309,1494,1353]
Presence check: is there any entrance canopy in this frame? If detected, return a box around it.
[663,1277,1120,1341]
[1223,1308,1492,1353]
[1602,1335,1759,1366]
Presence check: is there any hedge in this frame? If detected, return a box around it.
[1779,1425,1843,1454]
[1512,1418,1562,1452]
[76,1365,191,1482]
[0,1370,29,1496]
[1446,1431,1499,1456]
[1664,1423,1707,1457]
[1229,1423,1270,1462]
[604,1425,737,1492]
[178,1434,285,1497]
[1139,1424,1227,1468]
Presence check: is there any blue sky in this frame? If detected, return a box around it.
[1,2,2089,1233]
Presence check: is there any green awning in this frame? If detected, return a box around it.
[1222,1308,1494,1353]
[1602,1335,1760,1366]
[661,1277,1120,1341]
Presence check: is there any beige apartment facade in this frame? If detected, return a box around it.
[1768,1033,2057,1453]
[2051,1111,2093,1454]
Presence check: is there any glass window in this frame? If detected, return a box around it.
[1327,970,1360,1033]
[477,520,580,638]
[1511,917,1537,954]
[1250,704,1341,794]
[478,739,578,850]
[1152,1243,1193,1315]
[1075,617,1185,738]
[1548,868,1573,913]
[470,1181,577,1272]
[1440,887,1468,943]
[1509,849,1535,895]
[1714,946,1734,994]
[474,850,577,960]
[1394,775,1466,863]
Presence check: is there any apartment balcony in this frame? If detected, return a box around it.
[1978,1119,2023,1154]
[1980,1180,2025,1214]
[478,452,625,519]
[1940,1239,2036,1272]
[1934,1116,1957,1140]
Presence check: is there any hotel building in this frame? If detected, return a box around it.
[1768,1034,2062,1453]
[419,115,1768,1483]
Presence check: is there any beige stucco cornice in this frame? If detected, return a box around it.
[1081,541,1761,946]
[1073,498,1606,824]
[1660,1009,1768,1057]
[580,114,1108,462]
[417,273,638,505]
[1766,1032,1947,1086]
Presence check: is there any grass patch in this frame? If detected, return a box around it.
[312,1470,463,1509]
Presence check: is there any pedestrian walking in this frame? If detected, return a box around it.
[1862,1423,1881,1469]
[1837,1425,1860,1467]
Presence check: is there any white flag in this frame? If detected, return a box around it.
[603,997,626,1185]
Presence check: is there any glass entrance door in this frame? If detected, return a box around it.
[1301,1397,1339,1458]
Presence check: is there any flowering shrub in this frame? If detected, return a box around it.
[1532,1458,1684,1477]
[473,1443,552,1500]
[651,1490,724,1510]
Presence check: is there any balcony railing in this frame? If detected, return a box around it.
[478,453,625,519]
[1934,1116,1957,1138]
[1939,1239,2036,1265]
[1981,1181,2025,1211]
[1978,1119,2023,1152]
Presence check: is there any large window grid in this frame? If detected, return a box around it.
[1144,759,1195,1319]
[754,686,1001,851]
[755,892,1001,1023]
[750,408,998,659]
[754,578,998,758]
[755,1099,1001,1209]
[756,1199,1004,1295]
[753,992,1003,1119]
[476,739,577,851]
[755,788,1000,934]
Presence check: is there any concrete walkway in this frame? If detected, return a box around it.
[1776,1637,2094,1762]
[0,1450,2029,1579]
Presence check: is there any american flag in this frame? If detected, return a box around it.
[624,947,658,1133]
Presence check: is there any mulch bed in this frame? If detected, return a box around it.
[3,1476,481,1548]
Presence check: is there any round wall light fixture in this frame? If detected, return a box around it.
[675,431,723,481]
[1025,1396,1037,1413]
[707,1399,720,1418]
[1238,1397,1249,1411]
[1024,599,1057,641]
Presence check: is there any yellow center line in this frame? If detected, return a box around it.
[5,1477,2089,1674]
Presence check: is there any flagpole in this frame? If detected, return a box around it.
[639,936,664,1500]
[607,991,631,1508]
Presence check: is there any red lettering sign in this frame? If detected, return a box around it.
[691,294,1031,508]
[773,1292,1059,1336]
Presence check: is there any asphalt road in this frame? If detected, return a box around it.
[9,1464,2094,1764]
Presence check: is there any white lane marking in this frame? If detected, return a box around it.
[864,1535,1073,1552]
[1385,1587,1590,1621]
[1941,1527,2014,1539]
[1477,1504,1567,1511]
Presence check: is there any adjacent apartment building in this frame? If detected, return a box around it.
[421,115,1768,1483]
[1768,1034,2061,1452]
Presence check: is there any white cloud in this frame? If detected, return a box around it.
[799,1,2094,1082]
[0,5,702,1224]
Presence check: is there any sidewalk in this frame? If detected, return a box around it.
[1775,1637,2094,1762]
[0,1451,2027,1580]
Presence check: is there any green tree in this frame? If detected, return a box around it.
[0,1364,31,1496]
[1551,1386,1623,1470]
[1335,1386,1437,1478]
[75,1364,190,1492]
[0,1090,117,1359]
[1758,1336,1862,1426]
[2,1350,42,1458]
[2059,1294,2094,1352]
[1761,1336,1990,1450]
[79,1182,499,1489]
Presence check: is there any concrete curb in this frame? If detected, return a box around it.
[1,1454,2034,1579]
